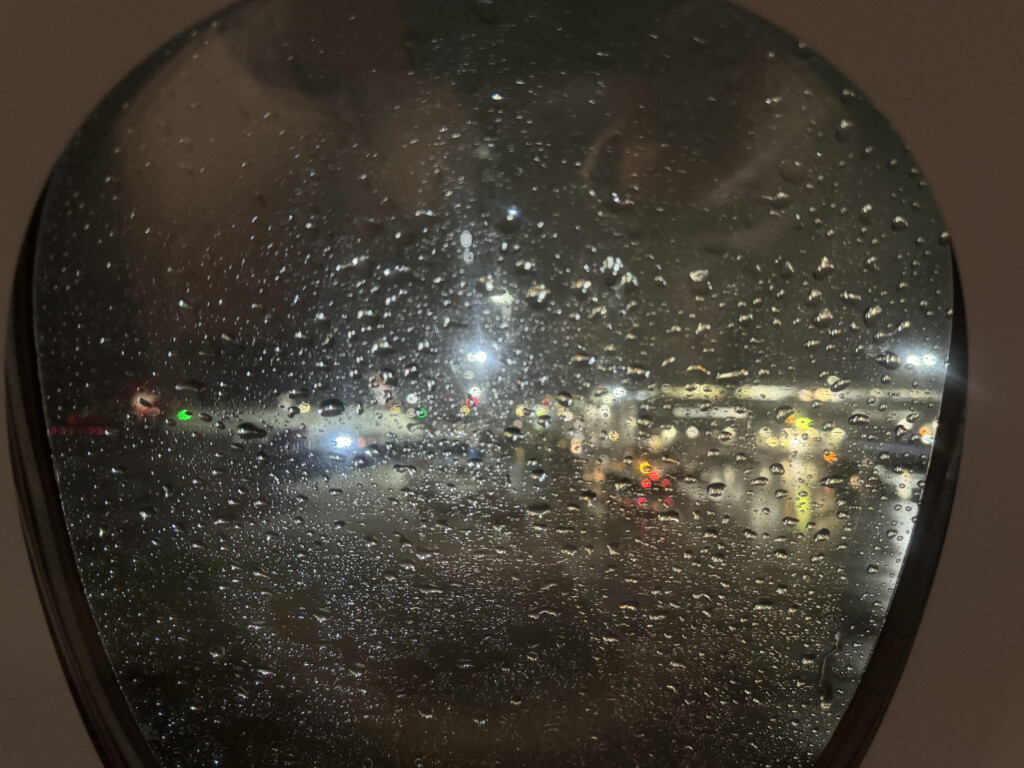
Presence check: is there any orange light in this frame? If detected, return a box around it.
[823,450,838,463]
[785,413,796,425]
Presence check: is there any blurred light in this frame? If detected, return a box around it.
[906,355,921,366]
[177,409,192,421]
[923,354,938,366]
[613,387,627,399]
[333,435,353,449]
[467,351,488,363]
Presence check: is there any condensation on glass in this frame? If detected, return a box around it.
[33,0,954,764]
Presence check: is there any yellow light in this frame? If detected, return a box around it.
[638,461,653,475]
[298,402,311,414]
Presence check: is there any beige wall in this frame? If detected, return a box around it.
[1,2,1020,765]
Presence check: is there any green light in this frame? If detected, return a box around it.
[415,407,427,419]
[177,409,192,421]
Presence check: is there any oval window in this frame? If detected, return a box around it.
[9,1,965,765]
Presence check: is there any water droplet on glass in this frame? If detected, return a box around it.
[235,423,266,439]
[319,399,345,417]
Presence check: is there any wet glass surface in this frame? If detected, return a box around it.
[32,0,954,764]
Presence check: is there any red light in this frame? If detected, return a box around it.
[641,478,652,489]
[660,478,671,488]
[49,426,58,435]
[648,470,660,482]
[637,496,648,506]
[664,497,675,507]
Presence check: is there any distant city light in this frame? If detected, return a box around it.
[907,353,938,367]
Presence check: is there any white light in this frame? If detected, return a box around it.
[467,350,488,363]
[406,393,419,404]
[333,435,353,449]
[613,387,627,399]
[459,230,473,249]
[923,354,937,366]
[906,355,921,366]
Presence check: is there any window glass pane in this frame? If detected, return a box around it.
[32,0,957,764]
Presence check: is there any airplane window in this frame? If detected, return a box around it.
[9,0,965,765]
